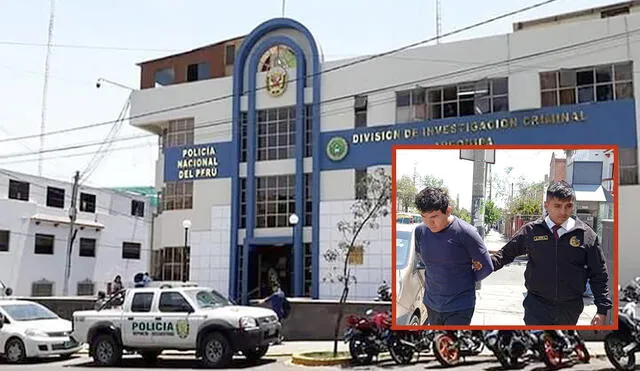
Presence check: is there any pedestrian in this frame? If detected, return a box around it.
[413,186,494,326]
[491,180,611,326]
[259,283,290,343]
[111,275,123,294]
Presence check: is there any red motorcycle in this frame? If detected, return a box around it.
[344,309,390,365]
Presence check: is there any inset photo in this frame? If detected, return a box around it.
[392,145,618,330]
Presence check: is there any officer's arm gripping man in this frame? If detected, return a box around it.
[491,226,527,271]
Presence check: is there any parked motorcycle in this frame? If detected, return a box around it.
[604,280,640,370]
[387,330,438,365]
[432,330,484,367]
[534,330,590,369]
[484,330,542,369]
[343,309,390,365]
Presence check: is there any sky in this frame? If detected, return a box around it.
[395,149,565,210]
[0,0,625,188]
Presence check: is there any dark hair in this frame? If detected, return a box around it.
[414,187,449,214]
[546,180,575,201]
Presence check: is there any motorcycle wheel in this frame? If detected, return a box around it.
[433,333,461,367]
[541,335,562,370]
[495,344,518,369]
[604,332,636,370]
[389,333,415,365]
[348,335,374,365]
[574,339,590,363]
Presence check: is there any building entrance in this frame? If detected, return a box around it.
[248,245,292,300]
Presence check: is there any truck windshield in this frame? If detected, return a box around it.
[187,290,233,308]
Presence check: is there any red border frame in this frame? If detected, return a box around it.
[390,144,619,331]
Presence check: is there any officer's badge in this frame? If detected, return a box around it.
[533,235,549,241]
[569,236,581,247]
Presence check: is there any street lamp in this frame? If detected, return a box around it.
[95,77,135,91]
[182,219,192,282]
[289,213,299,295]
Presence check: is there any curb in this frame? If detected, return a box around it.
[290,352,351,366]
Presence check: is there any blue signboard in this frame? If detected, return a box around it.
[164,142,234,182]
[320,99,638,171]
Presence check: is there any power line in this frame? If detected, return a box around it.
[0,40,180,53]
[0,0,561,145]
[0,24,636,162]
[38,0,56,177]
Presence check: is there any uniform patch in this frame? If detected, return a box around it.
[533,235,549,241]
[569,236,581,247]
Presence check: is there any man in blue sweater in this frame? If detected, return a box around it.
[414,187,494,325]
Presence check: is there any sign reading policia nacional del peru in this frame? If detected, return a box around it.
[163,99,637,181]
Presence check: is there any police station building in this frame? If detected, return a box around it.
[130,1,640,303]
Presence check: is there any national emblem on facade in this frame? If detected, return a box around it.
[266,65,288,97]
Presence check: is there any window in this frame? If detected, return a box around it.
[79,193,96,213]
[304,173,312,227]
[131,292,154,312]
[151,246,189,282]
[620,148,639,185]
[186,62,209,82]
[76,279,95,296]
[396,78,508,122]
[46,186,65,208]
[34,234,54,255]
[355,169,368,200]
[122,242,141,260]
[255,175,295,228]
[154,67,174,87]
[0,230,8,252]
[240,106,312,162]
[31,280,53,297]
[131,200,145,217]
[79,238,96,257]
[8,180,29,201]
[225,44,236,65]
[160,118,195,150]
[354,95,368,128]
[257,107,296,161]
[540,62,633,107]
[159,292,193,312]
[240,178,247,228]
[162,181,193,210]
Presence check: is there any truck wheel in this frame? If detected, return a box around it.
[91,334,122,366]
[244,345,268,362]
[200,332,233,368]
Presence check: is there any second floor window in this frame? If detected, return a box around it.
[396,78,508,122]
[161,118,194,149]
[80,193,96,213]
[540,62,633,107]
[8,180,29,201]
[162,181,193,210]
[46,186,65,208]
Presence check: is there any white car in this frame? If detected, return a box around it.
[0,299,82,363]
[395,223,428,326]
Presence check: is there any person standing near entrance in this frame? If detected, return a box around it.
[490,180,611,326]
[260,284,289,344]
[413,186,494,325]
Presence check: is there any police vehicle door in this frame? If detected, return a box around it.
[154,291,197,348]
[123,291,158,347]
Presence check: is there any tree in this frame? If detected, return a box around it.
[507,180,545,216]
[322,167,392,357]
[421,174,447,193]
[483,199,501,227]
[396,175,416,212]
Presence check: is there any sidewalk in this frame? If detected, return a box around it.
[76,340,607,358]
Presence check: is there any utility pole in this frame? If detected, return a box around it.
[63,171,80,296]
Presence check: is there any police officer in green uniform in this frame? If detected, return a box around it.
[491,180,611,326]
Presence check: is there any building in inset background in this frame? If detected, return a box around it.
[129,1,640,302]
[0,169,153,297]
[549,152,567,182]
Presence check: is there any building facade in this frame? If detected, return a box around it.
[130,2,640,302]
[0,169,153,297]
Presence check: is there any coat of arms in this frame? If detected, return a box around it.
[266,64,288,97]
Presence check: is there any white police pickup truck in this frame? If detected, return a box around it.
[71,283,281,368]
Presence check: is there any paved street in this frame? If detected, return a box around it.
[0,353,620,370]
[472,230,597,326]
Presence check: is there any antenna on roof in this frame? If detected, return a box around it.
[436,0,442,44]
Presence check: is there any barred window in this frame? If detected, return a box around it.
[151,247,190,282]
[540,62,633,107]
[77,279,95,296]
[31,279,53,297]
[161,118,194,149]
[396,78,508,122]
[256,175,295,228]
[162,181,193,211]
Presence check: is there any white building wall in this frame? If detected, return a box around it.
[0,169,152,297]
[129,10,640,298]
